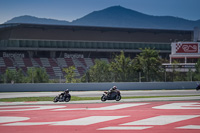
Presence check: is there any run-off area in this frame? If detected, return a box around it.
[0,101,200,133]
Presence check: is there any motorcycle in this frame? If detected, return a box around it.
[53,92,71,102]
[101,90,121,102]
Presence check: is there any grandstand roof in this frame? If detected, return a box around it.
[0,23,193,43]
[0,23,194,54]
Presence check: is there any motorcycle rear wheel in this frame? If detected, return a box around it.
[53,97,58,102]
[65,97,70,102]
[101,96,107,102]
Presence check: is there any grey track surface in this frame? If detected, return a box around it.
[0,96,200,106]
[0,90,199,105]
[0,90,199,99]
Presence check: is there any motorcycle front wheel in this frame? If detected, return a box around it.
[65,97,70,102]
[116,95,121,101]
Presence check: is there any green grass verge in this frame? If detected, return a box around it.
[0,96,100,102]
[0,95,199,102]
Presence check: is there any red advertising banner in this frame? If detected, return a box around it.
[176,43,198,53]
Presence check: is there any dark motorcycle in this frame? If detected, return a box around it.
[53,93,71,102]
[101,90,121,102]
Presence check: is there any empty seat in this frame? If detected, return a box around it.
[0,57,6,67]
[40,58,50,67]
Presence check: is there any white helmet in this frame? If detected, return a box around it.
[112,86,117,90]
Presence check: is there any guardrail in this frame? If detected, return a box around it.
[0,82,199,92]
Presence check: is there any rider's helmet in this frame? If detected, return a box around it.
[112,86,117,90]
[65,89,69,93]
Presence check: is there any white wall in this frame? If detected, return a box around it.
[0,82,199,92]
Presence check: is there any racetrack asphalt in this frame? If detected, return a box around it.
[0,90,199,106]
[1,90,199,133]
[0,90,199,99]
[0,101,200,133]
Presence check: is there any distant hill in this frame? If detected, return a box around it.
[5,15,70,25]
[4,6,200,30]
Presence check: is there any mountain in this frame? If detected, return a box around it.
[5,15,70,25]
[72,6,200,30]
[4,6,200,30]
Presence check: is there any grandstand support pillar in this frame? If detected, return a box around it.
[28,51,34,58]
[50,51,56,58]
[170,56,172,64]
[185,57,187,64]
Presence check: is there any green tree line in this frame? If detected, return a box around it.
[1,67,49,83]
[80,48,200,82]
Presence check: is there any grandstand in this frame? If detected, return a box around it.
[0,23,193,79]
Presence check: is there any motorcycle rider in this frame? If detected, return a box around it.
[107,86,118,97]
[60,89,70,100]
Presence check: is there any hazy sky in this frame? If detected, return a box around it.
[0,0,200,24]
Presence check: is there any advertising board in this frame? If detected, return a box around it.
[172,42,200,55]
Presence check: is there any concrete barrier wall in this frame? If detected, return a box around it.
[0,82,199,92]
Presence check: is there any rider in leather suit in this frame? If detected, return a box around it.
[60,89,69,99]
[108,86,118,96]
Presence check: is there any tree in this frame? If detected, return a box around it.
[3,69,15,83]
[186,68,194,81]
[169,61,187,82]
[3,68,25,83]
[25,67,49,83]
[87,59,111,82]
[63,66,77,83]
[15,68,25,83]
[110,51,135,82]
[134,48,162,82]
[25,68,35,83]
[133,55,144,82]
